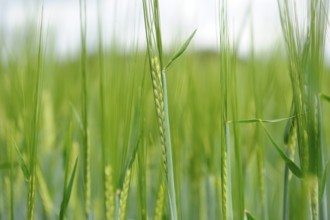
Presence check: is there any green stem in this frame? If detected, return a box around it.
[317,97,328,220]
[231,52,244,220]
[96,0,109,218]
[225,123,233,220]
[28,4,44,219]
[283,160,290,220]
[161,69,178,220]
[10,139,14,220]
[79,0,90,217]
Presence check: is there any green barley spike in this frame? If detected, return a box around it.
[104,166,115,220]
[151,57,168,176]
[154,184,165,220]
[119,169,132,220]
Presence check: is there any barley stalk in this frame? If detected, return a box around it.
[28,172,36,220]
[278,0,329,219]
[84,130,91,217]
[96,1,111,219]
[79,0,91,217]
[8,131,14,220]
[27,4,44,219]
[218,0,233,219]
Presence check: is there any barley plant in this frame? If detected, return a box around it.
[27,5,44,220]
[278,0,329,219]
[1,0,330,219]
[142,0,196,219]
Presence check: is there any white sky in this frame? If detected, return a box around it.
[0,0,319,57]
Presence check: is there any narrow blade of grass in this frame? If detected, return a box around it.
[153,0,163,66]
[118,96,141,188]
[79,0,90,217]
[229,118,303,178]
[229,116,295,124]
[9,134,15,220]
[60,158,78,220]
[165,29,197,70]
[27,4,44,219]
[260,122,303,178]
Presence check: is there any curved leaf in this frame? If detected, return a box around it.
[165,29,197,69]
[260,122,303,178]
[59,158,78,220]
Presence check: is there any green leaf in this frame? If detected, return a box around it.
[260,122,303,178]
[165,29,197,69]
[153,0,163,66]
[245,210,256,220]
[320,161,329,201]
[59,158,78,220]
[320,93,330,103]
[229,116,295,124]
[227,118,303,178]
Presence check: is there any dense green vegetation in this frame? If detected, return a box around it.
[1,0,330,219]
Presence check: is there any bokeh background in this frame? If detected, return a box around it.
[1,0,330,219]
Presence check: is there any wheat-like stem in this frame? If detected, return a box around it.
[27,4,44,220]
[84,129,91,217]
[79,0,90,217]
[96,1,110,219]
[218,0,233,219]
[27,173,36,220]
[256,148,266,218]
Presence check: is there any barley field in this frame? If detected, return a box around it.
[0,0,330,219]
